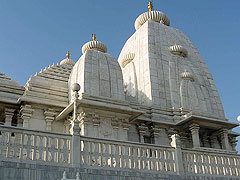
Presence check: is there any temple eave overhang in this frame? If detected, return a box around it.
[56,94,144,121]
[177,113,239,130]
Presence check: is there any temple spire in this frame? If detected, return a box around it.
[92,34,96,41]
[66,51,71,59]
[148,1,153,11]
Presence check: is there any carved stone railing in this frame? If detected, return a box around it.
[80,136,176,173]
[0,125,71,165]
[1,124,240,178]
[182,148,240,176]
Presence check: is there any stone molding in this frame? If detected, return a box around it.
[4,108,15,126]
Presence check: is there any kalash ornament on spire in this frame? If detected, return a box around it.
[60,51,75,66]
[148,1,153,11]
[81,34,107,54]
[66,51,71,59]
[135,1,170,30]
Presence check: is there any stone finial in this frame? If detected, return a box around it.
[169,44,188,57]
[62,171,66,180]
[92,34,96,41]
[60,51,75,66]
[66,51,71,59]
[72,83,80,92]
[237,115,240,123]
[120,52,135,68]
[181,71,194,81]
[76,172,80,180]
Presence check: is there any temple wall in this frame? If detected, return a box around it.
[0,161,239,180]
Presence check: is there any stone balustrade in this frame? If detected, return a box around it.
[0,125,71,165]
[80,136,176,172]
[0,124,240,178]
[182,148,240,176]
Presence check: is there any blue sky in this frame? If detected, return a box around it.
[0,0,239,151]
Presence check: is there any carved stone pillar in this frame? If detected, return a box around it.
[151,127,161,144]
[171,134,184,175]
[137,123,148,143]
[111,118,119,129]
[64,116,73,134]
[202,133,210,148]
[17,114,23,127]
[219,128,230,151]
[210,134,220,149]
[167,128,177,143]
[189,123,200,148]
[122,119,130,140]
[4,108,15,126]
[44,109,57,131]
[92,113,100,126]
[79,112,88,136]
[229,137,238,151]
[20,105,34,128]
[179,132,188,148]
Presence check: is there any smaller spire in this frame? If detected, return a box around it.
[66,51,71,59]
[148,1,153,11]
[92,34,96,41]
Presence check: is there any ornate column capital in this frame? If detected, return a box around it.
[4,108,15,126]
[189,123,200,148]
[91,113,100,126]
[44,108,57,131]
[189,123,200,133]
[137,123,148,135]
[219,128,230,151]
[229,137,238,151]
[137,123,148,143]
[150,126,161,138]
[20,105,34,128]
[122,119,130,130]
[111,117,119,129]
[20,105,34,119]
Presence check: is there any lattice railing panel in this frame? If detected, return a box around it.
[0,125,71,165]
[183,150,240,176]
[80,136,176,173]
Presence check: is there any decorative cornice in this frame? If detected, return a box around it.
[20,105,34,119]
[135,11,170,30]
[82,41,107,54]
[169,44,188,57]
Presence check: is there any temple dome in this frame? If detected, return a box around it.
[60,58,75,66]
[135,10,170,30]
[69,40,125,102]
